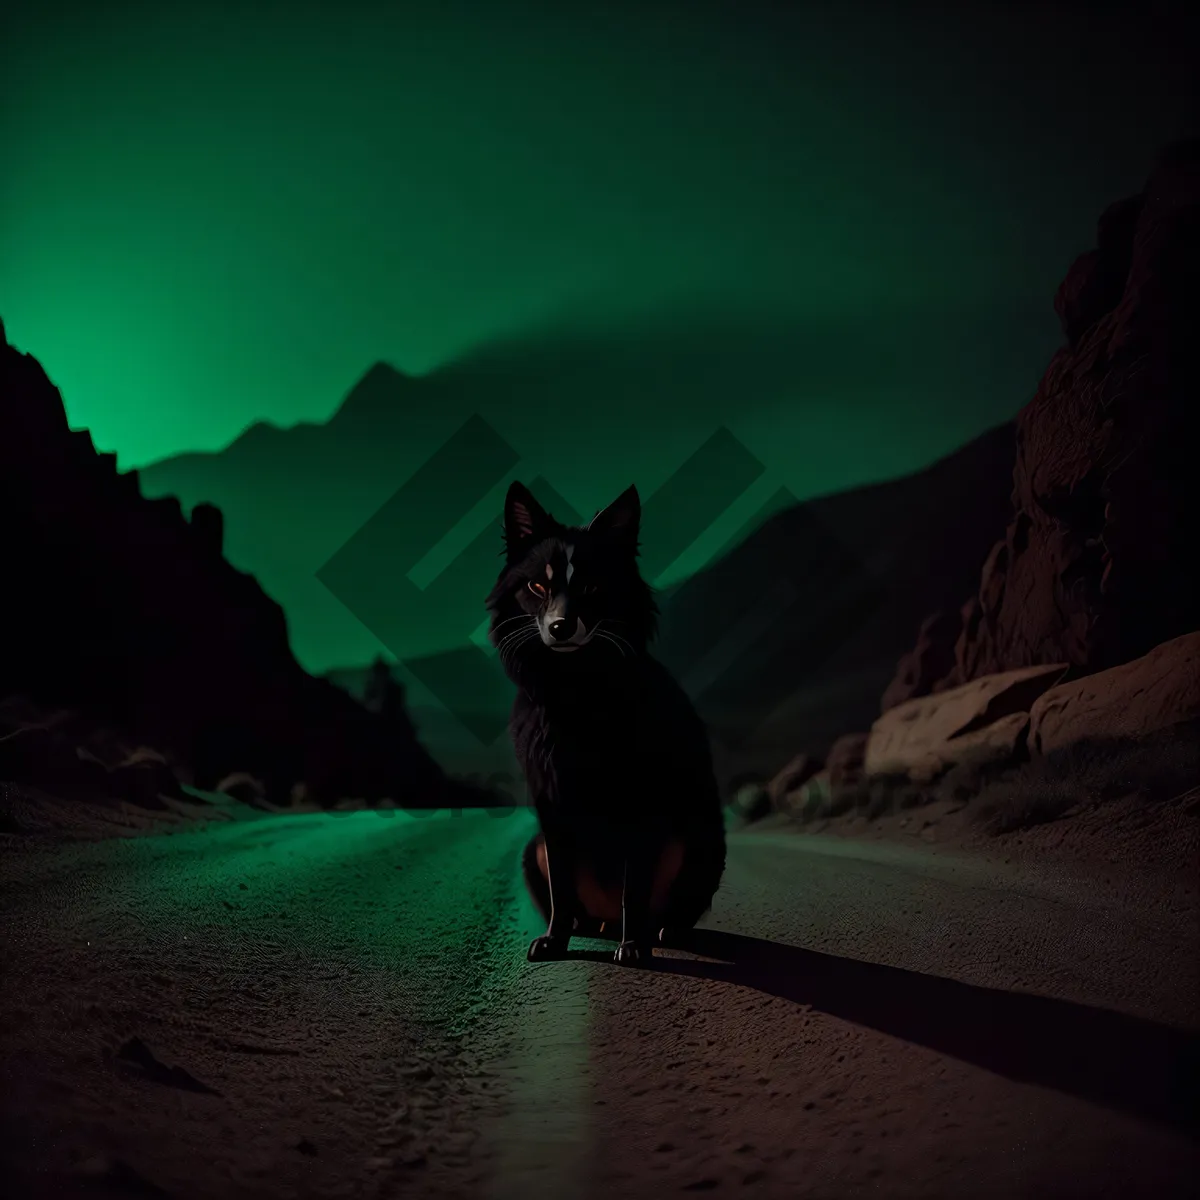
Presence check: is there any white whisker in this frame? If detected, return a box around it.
[596,631,627,658]
[492,614,535,638]
[497,630,534,654]
[501,629,540,664]
[500,628,534,655]
[496,619,537,651]
[598,621,636,656]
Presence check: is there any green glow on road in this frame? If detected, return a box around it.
[21,809,542,1035]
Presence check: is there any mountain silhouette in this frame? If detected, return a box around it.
[0,320,494,809]
[137,304,1055,686]
[652,422,1016,776]
[321,422,1015,787]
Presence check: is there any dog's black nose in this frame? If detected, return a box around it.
[548,619,574,642]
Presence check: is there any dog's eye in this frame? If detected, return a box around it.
[527,580,547,598]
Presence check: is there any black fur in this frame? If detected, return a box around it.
[486,480,727,966]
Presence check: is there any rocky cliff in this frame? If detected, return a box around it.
[884,140,1200,709]
[0,322,489,809]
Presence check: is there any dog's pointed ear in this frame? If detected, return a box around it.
[587,484,641,545]
[504,480,554,556]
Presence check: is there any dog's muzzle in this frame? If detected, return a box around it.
[541,615,594,651]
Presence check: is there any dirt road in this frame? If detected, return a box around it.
[1,800,1196,1198]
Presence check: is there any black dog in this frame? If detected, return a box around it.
[486,480,727,967]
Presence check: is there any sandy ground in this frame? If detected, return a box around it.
[1,782,1197,1199]
[774,781,1200,930]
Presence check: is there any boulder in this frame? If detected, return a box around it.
[786,769,832,820]
[215,772,268,807]
[107,747,187,808]
[865,663,1068,780]
[907,712,1031,785]
[1029,631,1200,756]
[731,782,772,824]
[765,752,823,808]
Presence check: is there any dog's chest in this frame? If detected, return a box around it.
[519,697,662,802]
[546,716,652,776]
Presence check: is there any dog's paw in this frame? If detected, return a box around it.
[527,935,570,963]
[614,941,652,967]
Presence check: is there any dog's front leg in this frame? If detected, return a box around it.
[615,838,657,967]
[527,830,577,962]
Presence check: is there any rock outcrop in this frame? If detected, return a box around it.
[866,664,1068,783]
[826,733,868,792]
[1029,631,1200,757]
[884,140,1200,708]
[880,610,965,715]
[0,322,490,809]
[0,696,190,812]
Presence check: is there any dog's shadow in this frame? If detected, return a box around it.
[564,928,1199,1136]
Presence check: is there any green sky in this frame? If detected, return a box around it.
[3,0,1192,471]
